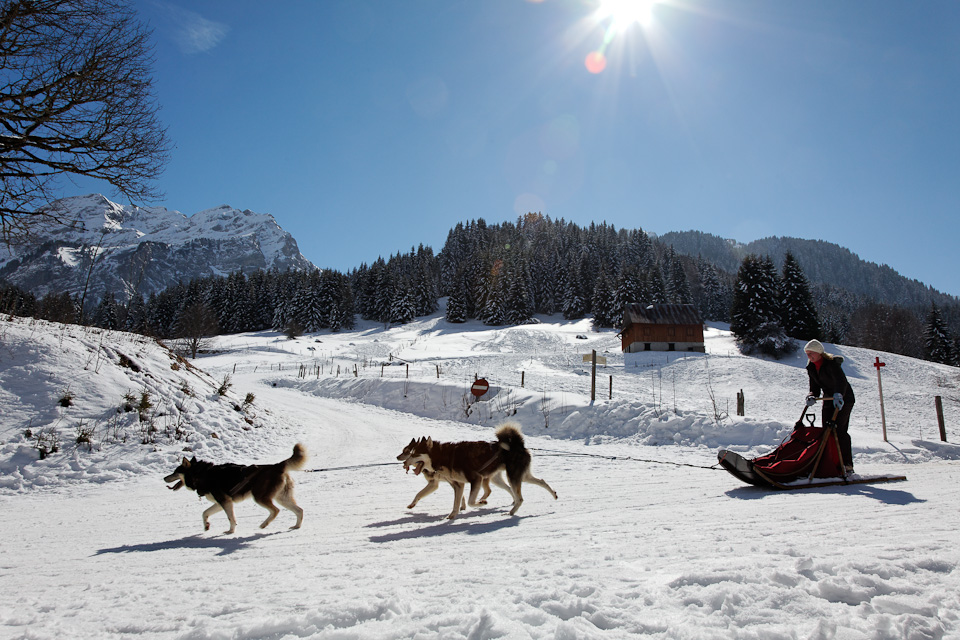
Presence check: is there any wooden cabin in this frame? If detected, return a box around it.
[620,303,705,353]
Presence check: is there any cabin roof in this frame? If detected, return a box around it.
[622,303,703,327]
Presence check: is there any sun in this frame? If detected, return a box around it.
[596,0,659,30]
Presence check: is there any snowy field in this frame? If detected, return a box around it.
[2,310,959,639]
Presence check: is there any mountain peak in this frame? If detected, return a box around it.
[1,194,316,303]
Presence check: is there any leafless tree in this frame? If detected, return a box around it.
[0,0,170,238]
[174,301,218,359]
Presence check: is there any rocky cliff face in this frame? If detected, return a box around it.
[0,195,316,303]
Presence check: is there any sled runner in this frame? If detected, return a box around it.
[718,404,906,490]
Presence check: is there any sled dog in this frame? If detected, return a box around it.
[399,422,557,520]
[397,438,509,510]
[164,443,307,534]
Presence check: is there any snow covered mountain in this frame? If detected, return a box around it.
[0,194,316,303]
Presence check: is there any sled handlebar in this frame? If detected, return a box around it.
[801,398,841,424]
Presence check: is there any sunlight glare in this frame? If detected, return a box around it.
[597,0,658,29]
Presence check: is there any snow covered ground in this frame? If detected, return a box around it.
[2,310,959,639]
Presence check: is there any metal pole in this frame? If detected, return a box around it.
[877,363,888,442]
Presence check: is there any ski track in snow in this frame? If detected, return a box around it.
[1,314,959,639]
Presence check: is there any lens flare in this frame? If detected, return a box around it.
[585,51,607,74]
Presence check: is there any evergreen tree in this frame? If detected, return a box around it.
[124,294,148,334]
[591,267,617,329]
[504,258,534,325]
[646,266,667,304]
[38,291,76,324]
[322,270,355,331]
[390,281,416,325]
[414,259,439,317]
[479,270,505,325]
[562,263,586,320]
[731,254,794,358]
[445,277,468,323]
[93,292,120,329]
[696,257,727,322]
[924,303,955,365]
[222,272,251,334]
[780,252,821,340]
[667,250,693,304]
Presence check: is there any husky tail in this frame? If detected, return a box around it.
[495,422,525,451]
[285,443,308,471]
[496,422,531,485]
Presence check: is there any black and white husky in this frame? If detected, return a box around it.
[164,444,307,534]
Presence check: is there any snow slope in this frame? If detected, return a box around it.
[1,311,959,639]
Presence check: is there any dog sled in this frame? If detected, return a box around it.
[718,403,906,490]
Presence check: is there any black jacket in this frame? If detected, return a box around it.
[807,356,855,405]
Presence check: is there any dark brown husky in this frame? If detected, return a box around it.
[164,444,307,534]
[399,423,557,520]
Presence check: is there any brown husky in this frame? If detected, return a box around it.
[397,438,508,511]
[164,444,307,534]
[399,423,557,520]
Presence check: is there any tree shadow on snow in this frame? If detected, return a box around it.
[724,483,923,505]
[366,508,544,543]
[93,531,282,557]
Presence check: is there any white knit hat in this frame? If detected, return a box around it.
[804,339,825,354]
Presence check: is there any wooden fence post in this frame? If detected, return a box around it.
[936,396,947,442]
[736,389,745,416]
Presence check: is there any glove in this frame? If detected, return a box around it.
[805,394,817,407]
[833,393,844,410]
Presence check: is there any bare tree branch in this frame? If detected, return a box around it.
[0,0,170,240]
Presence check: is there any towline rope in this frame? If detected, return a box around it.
[305,451,720,474]
[305,462,398,473]
[529,447,721,471]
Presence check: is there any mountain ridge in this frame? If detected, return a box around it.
[0,194,316,303]
[659,229,956,308]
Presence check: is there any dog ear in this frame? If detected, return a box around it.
[427,437,433,448]
[181,457,190,466]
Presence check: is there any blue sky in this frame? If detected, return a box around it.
[72,0,960,296]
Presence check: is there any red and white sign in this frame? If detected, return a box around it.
[471,378,489,397]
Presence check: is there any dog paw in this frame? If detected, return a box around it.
[406,503,416,509]
[204,522,210,531]
[290,524,301,530]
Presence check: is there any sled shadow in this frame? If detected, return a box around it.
[367,508,538,543]
[724,483,923,505]
[94,531,281,557]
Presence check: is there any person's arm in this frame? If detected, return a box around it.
[807,367,821,397]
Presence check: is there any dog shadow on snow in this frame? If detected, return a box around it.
[366,508,545,543]
[94,531,283,557]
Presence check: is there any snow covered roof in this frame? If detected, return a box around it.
[622,303,703,327]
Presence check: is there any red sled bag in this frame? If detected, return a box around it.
[718,404,845,488]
